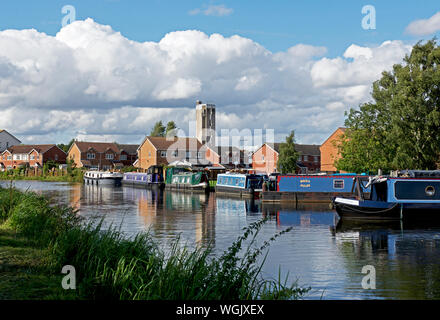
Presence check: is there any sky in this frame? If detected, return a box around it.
[0,0,439,146]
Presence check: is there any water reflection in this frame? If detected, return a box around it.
[2,180,440,299]
[333,220,440,299]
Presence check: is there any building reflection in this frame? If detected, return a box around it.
[128,188,216,247]
[333,220,440,299]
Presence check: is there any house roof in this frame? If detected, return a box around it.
[144,137,203,151]
[5,144,59,154]
[0,129,21,143]
[266,143,320,156]
[74,141,120,154]
[208,145,241,157]
[116,144,139,155]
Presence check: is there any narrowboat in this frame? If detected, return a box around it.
[332,170,440,221]
[215,173,264,198]
[122,165,165,189]
[84,170,123,186]
[262,173,370,203]
[165,171,209,192]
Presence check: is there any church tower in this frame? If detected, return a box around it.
[195,100,216,147]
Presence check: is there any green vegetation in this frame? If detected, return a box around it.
[57,139,75,153]
[337,39,440,173]
[0,186,310,300]
[277,130,300,174]
[150,120,178,137]
[0,159,84,183]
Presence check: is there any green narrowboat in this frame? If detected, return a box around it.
[165,167,209,193]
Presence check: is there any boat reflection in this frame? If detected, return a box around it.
[262,202,339,228]
[332,219,440,299]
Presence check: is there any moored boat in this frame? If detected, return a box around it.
[165,171,209,192]
[262,173,370,203]
[84,170,123,186]
[215,173,264,198]
[122,165,165,189]
[332,170,440,221]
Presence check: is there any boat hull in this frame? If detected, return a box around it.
[84,177,122,186]
[215,185,260,198]
[334,198,440,221]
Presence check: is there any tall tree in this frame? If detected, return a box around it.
[57,139,75,153]
[166,121,177,137]
[150,121,166,137]
[337,39,440,172]
[277,130,300,174]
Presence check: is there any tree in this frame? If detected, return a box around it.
[337,39,440,172]
[277,131,300,174]
[166,121,177,137]
[58,139,75,153]
[150,121,166,137]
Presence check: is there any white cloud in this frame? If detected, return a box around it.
[189,4,233,17]
[0,19,414,145]
[405,11,440,36]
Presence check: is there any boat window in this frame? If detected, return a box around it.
[333,180,344,189]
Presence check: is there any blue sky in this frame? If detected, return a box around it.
[0,1,439,145]
[0,0,438,57]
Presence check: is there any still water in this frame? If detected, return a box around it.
[2,180,440,300]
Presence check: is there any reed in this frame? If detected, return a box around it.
[0,185,310,300]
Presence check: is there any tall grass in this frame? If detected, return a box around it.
[0,185,310,300]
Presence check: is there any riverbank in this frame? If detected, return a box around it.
[0,186,309,300]
[0,170,83,183]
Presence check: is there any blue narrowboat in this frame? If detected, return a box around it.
[215,173,264,198]
[333,170,440,220]
[122,165,164,189]
[262,174,370,203]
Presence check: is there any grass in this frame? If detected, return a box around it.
[0,185,310,300]
[0,168,84,183]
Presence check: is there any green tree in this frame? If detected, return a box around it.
[166,121,177,137]
[277,131,300,174]
[150,121,166,137]
[57,139,75,153]
[337,39,440,172]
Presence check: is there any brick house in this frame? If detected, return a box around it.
[0,145,66,171]
[67,141,130,171]
[205,146,251,169]
[137,137,207,171]
[116,144,139,167]
[252,143,321,175]
[0,129,21,153]
[319,127,346,173]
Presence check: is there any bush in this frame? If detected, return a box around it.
[7,192,81,246]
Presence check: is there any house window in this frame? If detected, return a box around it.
[30,155,35,160]
[314,156,319,163]
[7,155,12,160]
[54,154,59,161]
[160,151,167,157]
[303,155,308,162]
[186,151,191,158]
[87,153,95,159]
[262,155,265,161]
[148,152,151,157]
[105,154,114,160]
[197,151,202,159]
[333,180,344,189]
[120,155,127,161]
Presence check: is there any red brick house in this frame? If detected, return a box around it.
[205,146,252,169]
[252,143,320,175]
[116,144,139,167]
[0,144,67,171]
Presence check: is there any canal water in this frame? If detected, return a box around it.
[2,180,440,300]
